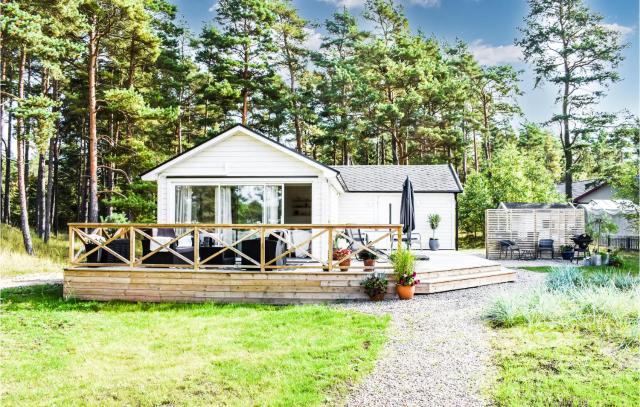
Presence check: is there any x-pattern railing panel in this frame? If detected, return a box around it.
[68,223,403,272]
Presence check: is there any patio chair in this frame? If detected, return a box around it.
[240,233,287,270]
[391,232,422,250]
[537,239,554,259]
[498,240,521,259]
[141,228,177,265]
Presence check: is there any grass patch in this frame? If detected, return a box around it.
[0,224,67,278]
[485,267,640,405]
[520,252,639,275]
[0,284,388,406]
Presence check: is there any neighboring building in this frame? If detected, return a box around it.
[556,179,615,204]
[141,125,463,251]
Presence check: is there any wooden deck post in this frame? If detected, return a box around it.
[260,227,265,272]
[193,227,199,271]
[129,226,135,267]
[327,227,333,272]
[69,226,74,265]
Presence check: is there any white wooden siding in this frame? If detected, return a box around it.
[161,133,322,177]
[338,192,456,250]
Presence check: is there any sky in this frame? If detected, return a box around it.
[171,0,639,129]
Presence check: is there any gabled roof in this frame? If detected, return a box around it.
[332,164,463,193]
[141,124,338,181]
[556,179,607,201]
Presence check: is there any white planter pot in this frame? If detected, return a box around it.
[592,254,602,266]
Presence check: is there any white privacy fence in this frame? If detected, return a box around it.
[485,208,586,259]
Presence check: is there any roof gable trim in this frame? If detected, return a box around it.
[141,125,338,181]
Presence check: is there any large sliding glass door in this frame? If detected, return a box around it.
[174,184,283,224]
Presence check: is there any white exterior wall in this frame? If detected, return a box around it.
[575,185,614,204]
[155,132,325,223]
[337,192,457,250]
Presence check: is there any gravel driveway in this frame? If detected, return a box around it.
[339,270,545,407]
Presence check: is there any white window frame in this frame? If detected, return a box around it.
[168,179,285,224]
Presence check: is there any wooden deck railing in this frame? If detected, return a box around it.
[68,223,403,272]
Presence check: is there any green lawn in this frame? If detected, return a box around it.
[492,325,640,406]
[486,268,640,406]
[0,284,388,406]
[520,252,639,275]
[0,224,67,278]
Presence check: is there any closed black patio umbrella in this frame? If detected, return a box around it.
[400,176,415,250]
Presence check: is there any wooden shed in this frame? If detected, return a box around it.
[485,203,585,259]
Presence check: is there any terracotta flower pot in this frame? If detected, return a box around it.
[339,258,351,271]
[364,259,376,271]
[369,292,385,301]
[396,284,415,300]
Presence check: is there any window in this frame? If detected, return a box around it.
[174,184,282,224]
[175,185,216,223]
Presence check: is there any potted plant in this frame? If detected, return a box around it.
[600,250,610,266]
[560,245,574,260]
[360,250,378,271]
[391,249,419,300]
[428,213,441,250]
[361,273,388,301]
[333,248,352,271]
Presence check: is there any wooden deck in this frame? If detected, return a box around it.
[63,251,515,304]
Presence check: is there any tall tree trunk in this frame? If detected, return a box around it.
[87,16,99,222]
[0,43,4,223]
[44,81,59,242]
[391,128,399,165]
[282,32,303,151]
[241,44,249,125]
[16,48,33,254]
[52,135,59,235]
[2,106,11,223]
[562,56,572,199]
[473,131,479,172]
[36,152,45,236]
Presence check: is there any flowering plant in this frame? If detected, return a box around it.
[390,250,419,286]
[397,272,420,287]
[333,248,352,259]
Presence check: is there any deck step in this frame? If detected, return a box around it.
[416,269,516,294]
[416,264,502,279]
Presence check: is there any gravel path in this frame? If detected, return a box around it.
[0,272,63,289]
[339,270,545,407]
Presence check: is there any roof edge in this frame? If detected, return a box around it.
[141,124,338,180]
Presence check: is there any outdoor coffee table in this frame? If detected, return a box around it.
[519,249,536,260]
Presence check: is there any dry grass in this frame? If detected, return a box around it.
[0,224,67,278]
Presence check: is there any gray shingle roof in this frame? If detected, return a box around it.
[331,164,463,193]
[556,179,603,199]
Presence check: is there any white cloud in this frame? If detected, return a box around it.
[208,1,217,13]
[408,0,441,7]
[601,23,634,37]
[303,28,323,52]
[320,0,366,8]
[469,40,523,66]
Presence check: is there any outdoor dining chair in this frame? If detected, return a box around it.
[537,239,554,259]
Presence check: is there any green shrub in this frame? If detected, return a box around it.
[361,273,388,297]
[545,266,584,292]
[613,274,639,291]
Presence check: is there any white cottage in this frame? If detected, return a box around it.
[141,125,463,252]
